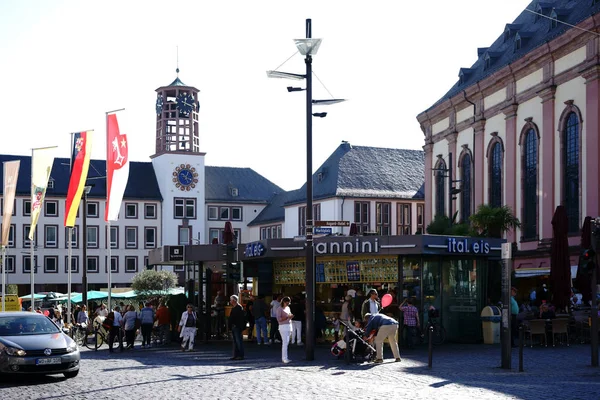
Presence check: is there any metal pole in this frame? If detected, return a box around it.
[518,325,524,372]
[592,253,598,367]
[1,246,5,312]
[428,325,433,368]
[67,227,72,325]
[108,222,112,310]
[82,193,88,308]
[448,152,453,224]
[501,243,512,369]
[30,238,34,312]
[304,18,316,362]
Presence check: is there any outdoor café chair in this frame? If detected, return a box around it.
[528,319,547,347]
[551,318,569,346]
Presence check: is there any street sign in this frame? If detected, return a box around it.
[168,246,184,263]
[314,227,332,235]
[315,221,350,227]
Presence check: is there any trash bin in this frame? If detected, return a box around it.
[480,306,501,344]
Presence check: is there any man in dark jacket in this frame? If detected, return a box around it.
[229,295,245,360]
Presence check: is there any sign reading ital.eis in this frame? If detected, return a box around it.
[315,221,350,227]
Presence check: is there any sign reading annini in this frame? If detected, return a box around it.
[315,238,379,255]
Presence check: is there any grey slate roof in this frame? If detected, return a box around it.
[285,142,425,205]
[250,143,425,226]
[0,155,162,201]
[205,166,283,204]
[427,0,600,111]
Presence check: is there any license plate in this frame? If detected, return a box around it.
[36,358,62,365]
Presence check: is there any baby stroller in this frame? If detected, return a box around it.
[331,320,376,363]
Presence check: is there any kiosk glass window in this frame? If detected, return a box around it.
[401,257,421,318]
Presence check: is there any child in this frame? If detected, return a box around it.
[332,314,340,342]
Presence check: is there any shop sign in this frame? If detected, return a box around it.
[447,238,490,254]
[315,238,379,255]
[244,242,265,258]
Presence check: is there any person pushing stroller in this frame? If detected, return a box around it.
[363,313,401,364]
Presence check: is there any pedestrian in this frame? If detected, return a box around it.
[139,302,154,348]
[353,290,365,321]
[340,295,352,336]
[77,305,89,327]
[96,303,109,318]
[245,295,254,341]
[290,295,304,346]
[214,290,226,338]
[277,296,294,363]
[361,289,382,320]
[52,309,64,329]
[155,302,172,346]
[251,295,268,345]
[178,304,198,352]
[108,306,124,353]
[229,295,245,360]
[363,313,401,363]
[399,297,420,349]
[511,287,519,347]
[269,293,282,344]
[123,305,138,349]
[118,302,126,315]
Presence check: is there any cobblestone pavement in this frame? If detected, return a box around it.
[1,339,600,400]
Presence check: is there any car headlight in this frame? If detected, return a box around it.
[4,347,26,357]
[66,342,78,353]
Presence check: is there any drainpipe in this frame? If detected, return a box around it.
[340,197,345,235]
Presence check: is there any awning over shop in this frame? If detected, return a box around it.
[515,265,578,278]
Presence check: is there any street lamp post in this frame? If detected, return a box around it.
[267,19,345,361]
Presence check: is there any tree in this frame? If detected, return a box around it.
[131,269,178,299]
[469,204,521,238]
[426,212,471,236]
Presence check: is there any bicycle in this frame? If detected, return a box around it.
[86,319,122,351]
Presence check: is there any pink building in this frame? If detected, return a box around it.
[417,0,600,280]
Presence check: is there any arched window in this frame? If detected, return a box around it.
[461,154,472,222]
[490,143,502,208]
[435,160,446,217]
[522,128,538,239]
[564,112,579,233]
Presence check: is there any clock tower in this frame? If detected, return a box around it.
[151,68,206,245]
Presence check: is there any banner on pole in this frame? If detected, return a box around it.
[30,147,57,240]
[65,131,94,227]
[105,114,129,222]
[1,160,20,246]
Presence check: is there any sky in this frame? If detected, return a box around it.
[0,0,531,191]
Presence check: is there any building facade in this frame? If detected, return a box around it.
[417,0,600,279]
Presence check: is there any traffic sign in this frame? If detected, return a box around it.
[315,221,350,227]
[314,227,333,235]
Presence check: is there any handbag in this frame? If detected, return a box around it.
[135,318,141,330]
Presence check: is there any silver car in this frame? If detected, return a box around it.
[0,312,80,378]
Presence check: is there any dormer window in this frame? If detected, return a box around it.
[514,33,522,52]
[317,172,324,183]
[47,177,55,189]
[550,10,558,29]
[231,187,238,197]
[484,53,491,71]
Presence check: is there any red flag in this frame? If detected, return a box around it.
[65,131,93,227]
[105,114,129,221]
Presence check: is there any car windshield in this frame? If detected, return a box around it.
[0,315,61,336]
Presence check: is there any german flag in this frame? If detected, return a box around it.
[64,131,93,227]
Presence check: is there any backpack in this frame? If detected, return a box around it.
[102,312,115,331]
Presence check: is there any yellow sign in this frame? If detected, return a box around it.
[1,295,21,312]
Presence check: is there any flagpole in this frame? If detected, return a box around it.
[105,108,124,310]
[1,246,6,312]
[30,148,34,312]
[107,222,112,310]
[67,227,72,325]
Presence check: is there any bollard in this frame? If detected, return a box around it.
[428,325,433,369]
[518,325,524,372]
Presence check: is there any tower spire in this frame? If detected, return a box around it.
[176,46,179,77]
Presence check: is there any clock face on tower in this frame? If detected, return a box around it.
[176,93,194,116]
[172,164,198,191]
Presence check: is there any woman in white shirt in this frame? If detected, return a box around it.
[52,310,64,329]
[276,297,294,363]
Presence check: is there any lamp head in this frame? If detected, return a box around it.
[287,86,305,92]
[312,112,327,118]
[294,38,322,56]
